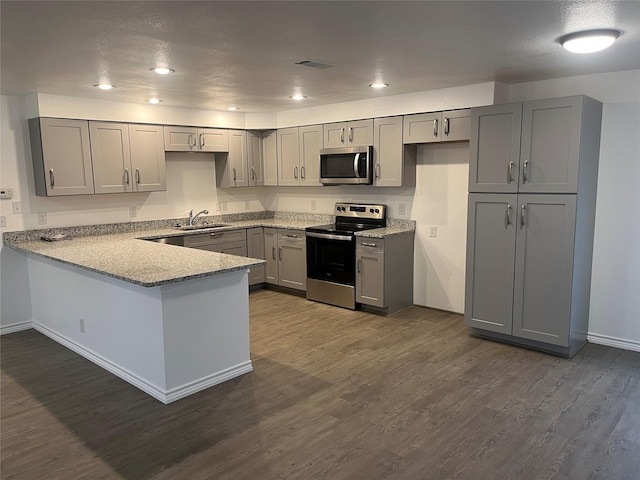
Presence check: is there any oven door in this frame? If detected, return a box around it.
[306,231,356,285]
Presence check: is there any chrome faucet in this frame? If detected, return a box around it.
[188,209,209,226]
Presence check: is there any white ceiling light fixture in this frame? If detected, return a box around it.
[151,67,175,75]
[369,82,389,89]
[227,107,239,111]
[559,29,620,54]
[148,98,162,104]
[94,83,114,90]
[290,94,306,101]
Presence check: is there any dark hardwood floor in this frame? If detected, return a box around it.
[2,289,639,479]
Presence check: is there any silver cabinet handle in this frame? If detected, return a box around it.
[357,259,362,273]
[278,247,282,261]
[294,166,298,179]
[272,247,276,260]
[508,161,514,183]
[200,133,205,149]
[340,128,344,143]
[187,134,192,148]
[49,169,55,187]
[375,163,380,179]
[135,168,141,184]
[348,127,353,142]
[444,117,450,136]
[251,166,256,181]
[210,233,219,237]
[520,204,527,227]
[506,204,512,226]
[433,118,438,137]
[522,160,529,183]
[233,168,237,182]
[193,133,198,148]
[284,234,299,238]
[301,166,305,179]
[124,168,130,185]
[362,241,377,247]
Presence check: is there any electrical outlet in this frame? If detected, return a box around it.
[0,216,6,228]
[129,206,137,218]
[38,212,47,225]
[222,201,228,211]
[0,187,13,199]
[311,199,316,211]
[12,201,21,214]
[245,201,250,210]
[79,318,85,333]
[429,225,438,238]
[216,201,222,211]
[398,203,406,216]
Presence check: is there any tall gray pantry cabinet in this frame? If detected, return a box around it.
[464,96,602,356]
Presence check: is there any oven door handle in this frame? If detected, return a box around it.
[306,231,354,242]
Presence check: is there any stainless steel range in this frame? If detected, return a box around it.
[306,203,386,309]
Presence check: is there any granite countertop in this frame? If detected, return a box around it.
[3,212,416,287]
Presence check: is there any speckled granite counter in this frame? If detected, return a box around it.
[3,212,415,287]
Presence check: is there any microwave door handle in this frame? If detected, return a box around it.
[353,153,360,178]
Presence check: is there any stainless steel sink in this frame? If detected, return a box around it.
[173,223,228,231]
[146,236,184,246]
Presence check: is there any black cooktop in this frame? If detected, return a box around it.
[306,222,383,235]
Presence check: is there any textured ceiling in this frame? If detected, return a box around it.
[1,1,639,112]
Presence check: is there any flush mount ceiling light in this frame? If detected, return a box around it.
[227,107,239,111]
[559,29,620,53]
[369,83,389,89]
[94,83,114,90]
[148,98,162,104]
[290,94,307,101]
[151,67,175,75]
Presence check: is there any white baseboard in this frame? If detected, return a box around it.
[0,321,33,335]
[32,322,253,403]
[588,332,640,353]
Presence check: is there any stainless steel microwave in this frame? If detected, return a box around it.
[319,146,373,185]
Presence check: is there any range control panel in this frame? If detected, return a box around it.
[334,202,386,220]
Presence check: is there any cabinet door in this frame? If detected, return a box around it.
[90,122,131,194]
[227,130,248,187]
[262,130,278,186]
[264,229,279,285]
[403,112,441,144]
[247,227,266,285]
[299,125,322,186]
[163,126,197,151]
[442,109,471,142]
[218,240,248,257]
[129,124,166,192]
[33,118,94,196]
[374,116,404,187]
[198,128,229,152]
[247,131,264,186]
[512,195,577,346]
[356,248,385,307]
[464,194,518,335]
[347,119,374,146]
[277,127,300,186]
[278,231,306,291]
[323,122,347,148]
[469,103,522,194]
[519,97,582,194]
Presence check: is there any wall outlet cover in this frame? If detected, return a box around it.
[398,203,406,216]
[0,216,6,227]
[38,212,47,225]
[12,201,21,214]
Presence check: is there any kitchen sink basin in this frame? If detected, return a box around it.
[145,235,184,246]
[173,223,228,231]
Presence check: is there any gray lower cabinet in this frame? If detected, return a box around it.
[183,229,247,255]
[246,227,266,285]
[356,233,414,313]
[264,228,306,291]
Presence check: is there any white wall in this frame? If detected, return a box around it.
[509,70,640,350]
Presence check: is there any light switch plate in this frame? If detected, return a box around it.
[0,216,6,227]
[12,201,21,214]
[429,225,438,237]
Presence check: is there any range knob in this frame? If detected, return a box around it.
[375,208,380,213]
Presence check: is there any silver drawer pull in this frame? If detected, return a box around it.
[49,169,55,187]
[357,259,362,273]
[508,161,513,183]
[520,204,527,227]
[124,168,130,185]
[135,168,141,184]
[272,247,276,260]
[210,233,219,237]
[340,128,344,143]
[285,234,299,238]
[522,160,529,183]
[433,118,438,137]
[506,204,512,226]
[362,241,377,247]
[444,117,450,136]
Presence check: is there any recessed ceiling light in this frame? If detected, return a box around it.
[227,107,239,111]
[148,98,162,104]
[94,83,114,90]
[559,29,620,54]
[370,83,389,89]
[290,94,307,101]
[151,67,175,75]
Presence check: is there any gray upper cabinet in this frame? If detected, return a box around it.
[128,124,166,192]
[90,121,131,194]
[323,119,373,148]
[217,130,248,188]
[299,125,322,186]
[403,109,470,144]
[277,125,322,186]
[29,118,94,196]
[247,131,264,187]
[469,96,599,194]
[373,116,416,188]
[277,127,300,186]
[262,130,278,186]
[163,126,229,152]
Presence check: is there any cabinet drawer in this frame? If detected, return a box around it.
[277,229,305,244]
[184,229,246,248]
[357,237,384,252]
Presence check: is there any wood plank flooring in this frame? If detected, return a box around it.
[2,289,639,479]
